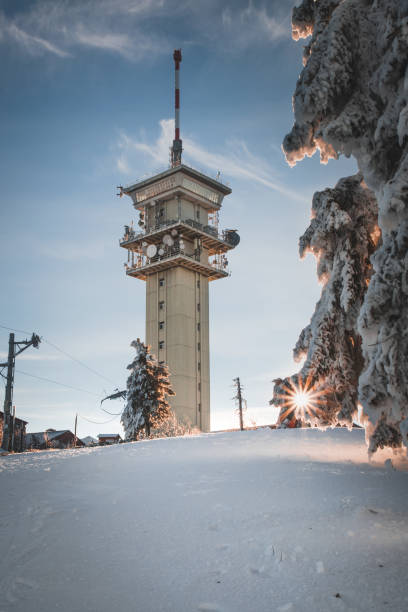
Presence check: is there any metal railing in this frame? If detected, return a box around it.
[122,162,230,191]
[120,218,235,246]
[125,246,229,274]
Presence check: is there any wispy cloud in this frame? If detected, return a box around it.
[7,23,71,57]
[0,1,290,62]
[116,119,307,203]
[0,0,168,60]
[221,1,289,48]
[73,27,135,58]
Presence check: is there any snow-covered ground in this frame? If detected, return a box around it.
[1,428,408,612]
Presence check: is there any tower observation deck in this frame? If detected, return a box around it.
[118,51,239,431]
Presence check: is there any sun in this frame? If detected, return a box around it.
[276,374,328,424]
[294,391,311,410]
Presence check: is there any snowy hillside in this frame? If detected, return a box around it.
[1,429,408,612]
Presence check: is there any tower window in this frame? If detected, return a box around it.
[197,303,200,311]
[198,403,201,412]
[198,383,201,391]
[160,208,165,217]
[196,209,200,220]
[197,322,200,331]
[159,341,165,349]
[159,278,165,286]
[159,300,165,310]
[197,342,201,351]
[198,362,201,371]
[159,321,165,330]
[197,280,200,288]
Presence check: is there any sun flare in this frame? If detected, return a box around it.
[294,391,311,410]
[276,375,328,424]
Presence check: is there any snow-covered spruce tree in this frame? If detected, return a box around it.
[279,0,408,452]
[272,174,378,427]
[121,339,175,440]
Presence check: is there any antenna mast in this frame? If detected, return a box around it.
[171,49,182,167]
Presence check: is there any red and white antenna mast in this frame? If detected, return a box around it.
[171,49,182,167]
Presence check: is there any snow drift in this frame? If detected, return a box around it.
[276,0,408,453]
[1,429,408,611]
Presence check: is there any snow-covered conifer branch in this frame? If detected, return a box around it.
[278,0,408,452]
[272,174,377,427]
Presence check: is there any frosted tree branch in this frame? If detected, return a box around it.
[274,0,408,453]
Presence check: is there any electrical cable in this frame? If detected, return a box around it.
[101,407,122,416]
[15,369,101,397]
[78,413,120,425]
[0,323,119,387]
[2,325,125,426]
[42,338,117,386]
[0,324,32,335]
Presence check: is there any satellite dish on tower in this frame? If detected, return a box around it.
[163,234,174,247]
[146,244,157,258]
[224,230,240,247]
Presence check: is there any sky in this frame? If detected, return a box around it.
[0,0,358,438]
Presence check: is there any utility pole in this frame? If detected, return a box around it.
[0,332,41,452]
[233,377,245,431]
[74,413,78,448]
[11,406,16,451]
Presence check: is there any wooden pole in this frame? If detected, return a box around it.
[233,377,244,431]
[1,333,15,452]
[237,377,244,431]
[74,413,78,448]
[11,406,16,452]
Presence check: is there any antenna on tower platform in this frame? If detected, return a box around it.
[171,49,182,167]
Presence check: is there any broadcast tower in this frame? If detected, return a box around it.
[119,50,239,432]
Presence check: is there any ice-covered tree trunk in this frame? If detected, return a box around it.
[272,174,378,426]
[278,0,408,453]
[121,339,175,440]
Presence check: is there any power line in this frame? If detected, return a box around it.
[101,407,122,416]
[78,413,120,425]
[0,323,119,387]
[15,369,101,397]
[42,338,117,385]
[0,324,32,335]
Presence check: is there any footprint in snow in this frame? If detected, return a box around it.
[249,565,269,577]
[5,576,38,604]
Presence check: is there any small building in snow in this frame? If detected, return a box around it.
[81,435,98,447]
[25,429,84,450]
[0,410,28,452]
[98,433,122,445]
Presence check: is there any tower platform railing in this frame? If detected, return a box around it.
[125,245,229,275]
[120,218,236,247]
[122,162,230,191]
